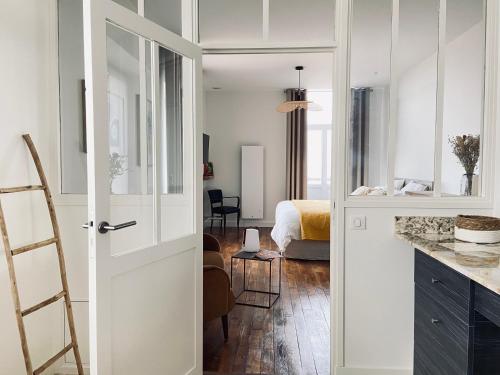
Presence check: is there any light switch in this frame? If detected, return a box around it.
[350,215,366,230]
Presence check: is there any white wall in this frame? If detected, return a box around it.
[204,91,287,226]
[395,23,484,193]
[59,0,87,195]
[0,1,62,373]
[342,206,491,374]
[395,53,437,182]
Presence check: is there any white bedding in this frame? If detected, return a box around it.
[271,201,302,251]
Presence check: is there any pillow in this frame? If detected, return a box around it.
[401,181,427,193]
[394,179,405,191]
[351,186,371,196]
[368,187,386,196]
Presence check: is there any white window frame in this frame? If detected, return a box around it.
[342,0,497,208]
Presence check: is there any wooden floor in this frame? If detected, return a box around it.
[203,227,330,375]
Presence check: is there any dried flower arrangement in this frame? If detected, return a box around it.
[449,134,480,195]
[449,134,480,175]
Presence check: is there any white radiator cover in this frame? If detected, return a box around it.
[241,145,264,219]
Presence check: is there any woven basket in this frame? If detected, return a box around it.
[455,215,500,244]
[456,215,500,231]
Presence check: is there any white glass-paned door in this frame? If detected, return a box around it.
[83,1,202,374]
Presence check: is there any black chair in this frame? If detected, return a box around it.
[207,189,240,233]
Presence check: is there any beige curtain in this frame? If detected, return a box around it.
[285,89,307,200]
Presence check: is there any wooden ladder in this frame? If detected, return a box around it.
[0,134,84,375]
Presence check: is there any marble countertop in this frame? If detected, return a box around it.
[395,216,500,295]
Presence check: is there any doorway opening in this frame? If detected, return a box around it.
[201,52,333,374]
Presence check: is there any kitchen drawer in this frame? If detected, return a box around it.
[475,284,500,327]
[414,285,471,375]
[415,250,471,323]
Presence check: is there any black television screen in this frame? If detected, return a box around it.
[203,133,209,164]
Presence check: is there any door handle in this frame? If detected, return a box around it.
[82,221,93,229]
[97,220,137,234]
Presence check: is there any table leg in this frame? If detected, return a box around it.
[243,259,246,291]
[279,258,282,295]
[269,261,272,307]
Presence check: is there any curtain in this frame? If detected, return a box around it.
[349,88,370,192]
[160,48,183,194]
[285,88,307,200]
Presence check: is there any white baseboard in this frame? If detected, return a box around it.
[336,366,412,375]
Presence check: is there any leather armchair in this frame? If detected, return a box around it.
[203,233,235,341]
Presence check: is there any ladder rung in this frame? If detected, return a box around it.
[33,343,73,375]
[0,185,45,194]
[11,237,57,256]
[21,291,66,317]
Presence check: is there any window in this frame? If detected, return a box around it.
[348,0,487,198]
[307,91,332,199]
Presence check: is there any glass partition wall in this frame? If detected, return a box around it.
[348,0,486,198]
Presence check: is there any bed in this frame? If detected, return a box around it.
[350,178,434,196]
[271,200,330,261]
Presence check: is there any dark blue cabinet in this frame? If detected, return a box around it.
[414,250,500,374]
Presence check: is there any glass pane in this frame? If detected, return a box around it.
[144,0,182,36]
[269,0,335,44]
[326,129,332,184]
[394,0,439,196]
[308,91,333,125]
[106,23,154,254]
[113,0,138,12]
[307,129,322,185]
[441,0,485,196]
[199,0,262,45]
[159,45,194,241]
[58,0,86,194]
[348,0,391,195]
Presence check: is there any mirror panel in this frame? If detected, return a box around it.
[268,0,335,44]
[198,0,263,45]
[144,0,182,36]
[441,0,485,196]
[394,0,439,197]
[348,0,392,195]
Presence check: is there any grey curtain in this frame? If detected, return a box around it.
[285,89,307,200]
[349,88,370,192]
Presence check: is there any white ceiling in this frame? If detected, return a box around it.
[203,53,333,91]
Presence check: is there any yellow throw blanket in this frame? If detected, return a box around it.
[292,200,330,241]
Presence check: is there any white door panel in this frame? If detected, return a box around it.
[83,1,202,373]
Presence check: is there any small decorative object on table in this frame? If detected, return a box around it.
[242,227,260,253]
[455,215,500,244]
[449,134,480,196]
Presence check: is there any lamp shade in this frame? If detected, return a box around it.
[242,228,260,252]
